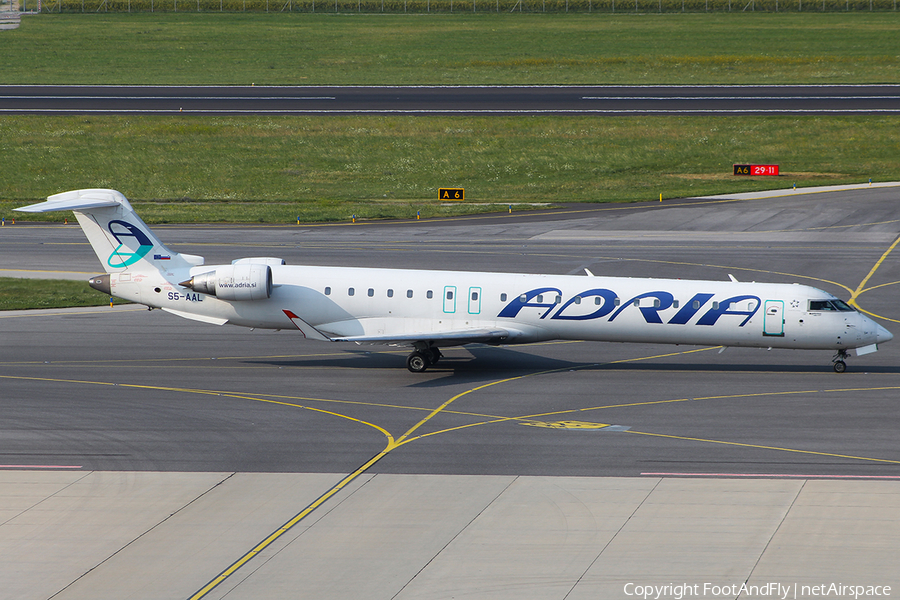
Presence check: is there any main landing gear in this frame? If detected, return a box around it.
[406,346,443,373]
[832,349,849,373]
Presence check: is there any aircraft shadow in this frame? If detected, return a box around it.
[244,346,581,388]
[244,346,900,389]
[585,362,900,375]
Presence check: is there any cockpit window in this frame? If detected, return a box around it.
[809,300,833,311]
[809,299,855,312]
[831,299,855,312]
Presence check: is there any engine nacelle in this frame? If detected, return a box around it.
[232,257,286,266]
[180,264,272,301]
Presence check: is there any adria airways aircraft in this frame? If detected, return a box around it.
[17,189,893,373]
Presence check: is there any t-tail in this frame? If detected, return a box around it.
[15,189,204,299]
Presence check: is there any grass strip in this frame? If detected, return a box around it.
[0,278,127,310]
[36,0,900,12]
[3,115,900,223]
[2,13,899,85]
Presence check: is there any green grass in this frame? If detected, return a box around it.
[3,115,900,223]
[4,14,899,222]
[2,13,899,85]
[0,278,126,310]
[38,0,900,12]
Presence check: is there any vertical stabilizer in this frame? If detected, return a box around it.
[15,189,204,274]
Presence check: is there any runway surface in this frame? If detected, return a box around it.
[2,184,900,598]
[3,84,900,114]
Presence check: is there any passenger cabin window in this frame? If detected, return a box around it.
[387,289,394,298]
[712,301,719,310]
[348,288,355,296]
[471,291,478,301]
[446,290,454,300]
[692,300,700,309]
[554,295,562,304]
[536,294,543,303]
[673,300,679,308]
[368,288,374,297]
[594,297,602,305]
[427,290,434,299]
[500,293,507,302]
[324,287,331,296]
[574,296,582,305]
[407,290,413,298]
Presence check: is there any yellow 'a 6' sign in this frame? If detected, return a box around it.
[438,188,465,201]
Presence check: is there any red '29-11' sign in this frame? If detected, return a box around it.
[733,164,779,176]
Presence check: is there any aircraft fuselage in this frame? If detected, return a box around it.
[111,264,888,352]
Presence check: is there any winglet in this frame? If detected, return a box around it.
[283,310,333,341]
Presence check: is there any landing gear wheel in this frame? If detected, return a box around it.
[407,351,429,373]
[832,349,850,374]
[425,348,443,366]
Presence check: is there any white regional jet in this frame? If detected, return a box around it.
[17,188,893,373]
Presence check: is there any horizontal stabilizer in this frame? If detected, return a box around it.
[15,189,131,213]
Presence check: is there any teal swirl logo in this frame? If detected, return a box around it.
[107,220,153,268]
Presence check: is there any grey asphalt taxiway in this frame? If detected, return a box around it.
[2,184,900,599]
[3,84,900,115]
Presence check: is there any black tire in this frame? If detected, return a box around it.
[833,360,847,373]
[425,348,442,365]
[407,352,429,373]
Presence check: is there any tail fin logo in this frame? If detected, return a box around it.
[107,220,153,267]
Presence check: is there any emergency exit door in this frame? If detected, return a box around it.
[763,300,784,337]
[468,287,482,314]
[443,286,457,313]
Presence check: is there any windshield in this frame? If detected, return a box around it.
[809,299,855,312]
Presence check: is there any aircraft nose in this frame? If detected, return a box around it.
[876,323,893,344]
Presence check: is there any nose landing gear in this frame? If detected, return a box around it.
[832,349,849,373]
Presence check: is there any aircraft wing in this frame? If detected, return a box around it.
[331,328,511,347]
